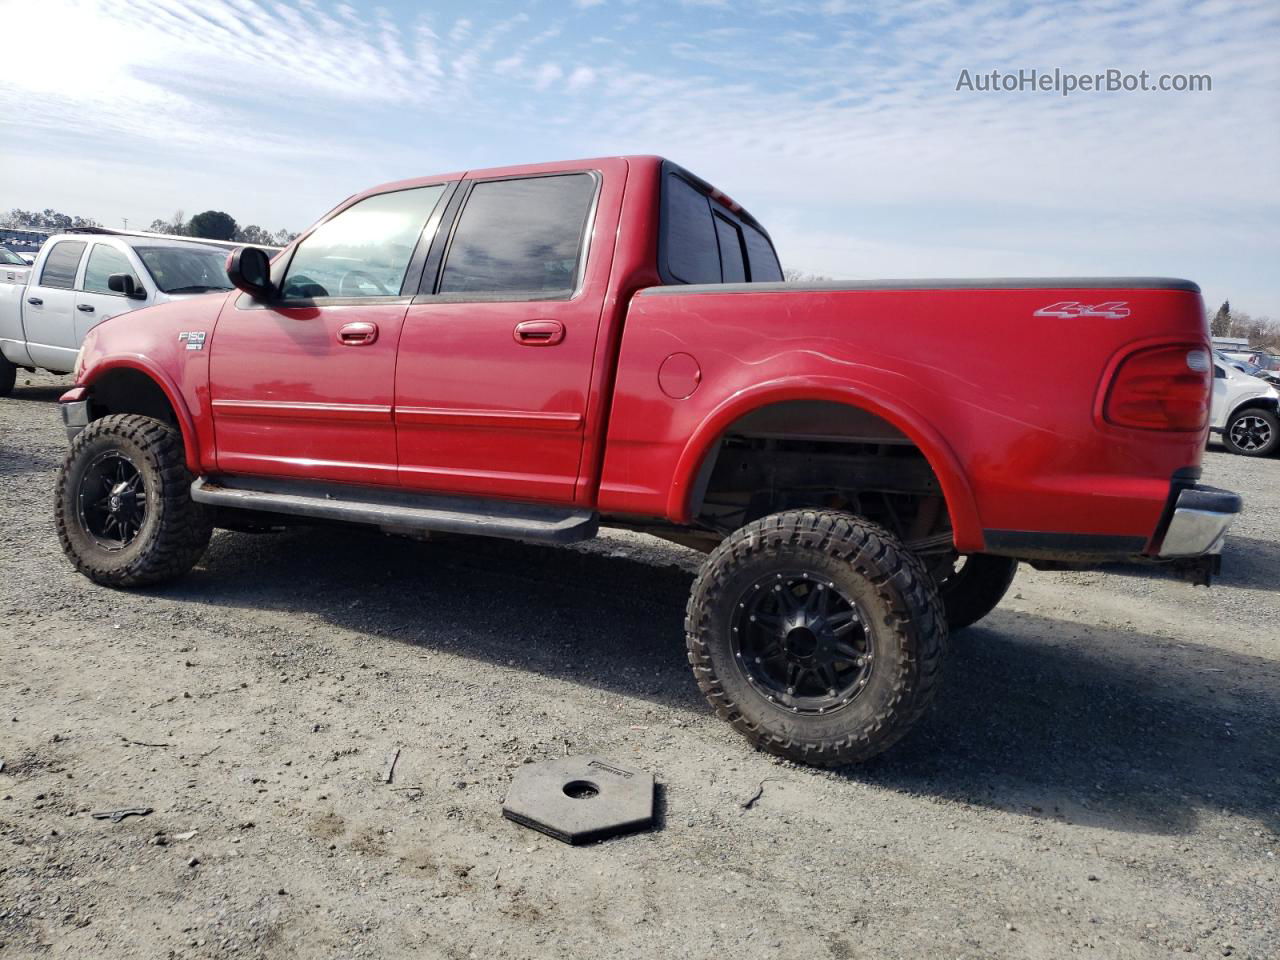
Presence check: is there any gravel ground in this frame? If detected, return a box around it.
[1,370,1276,960]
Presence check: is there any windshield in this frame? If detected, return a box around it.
[0,246,26,266]
[134,245,234,294]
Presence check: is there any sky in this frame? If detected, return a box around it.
[2,0,1277,316]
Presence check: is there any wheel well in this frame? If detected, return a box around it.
[1231,398,1279,418]
[87,369,179,428]
[692,400,953,554]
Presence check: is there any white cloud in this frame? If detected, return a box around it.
[533,64,565,91]
[567,67,598,91]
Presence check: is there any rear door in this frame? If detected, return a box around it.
[394,166,620,503]
[210,182,453,486]
[74,241,148,342]
[24,239,86,371]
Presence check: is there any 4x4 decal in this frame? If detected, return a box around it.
[1034,300,1131,319]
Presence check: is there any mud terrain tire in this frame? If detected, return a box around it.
[686,510,947,766]
[56,414,212,587]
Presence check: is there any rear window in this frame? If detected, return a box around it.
[663,175,721,284]
[713,214,746,283]
[39,240,86,289]
[661,169,782,284]
[743,223,783,282]
[438,173,597,299]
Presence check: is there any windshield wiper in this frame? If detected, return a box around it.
[165,285,228,294]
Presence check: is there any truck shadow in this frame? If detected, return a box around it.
[172,526,1278,837]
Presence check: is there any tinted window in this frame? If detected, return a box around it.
[742,223,782,282]
[282,185,446,299]
[664,174,720,284]
[83,244,140,295]
[0,246,25,266]
[438,174,596,298]
[713,214,746,283]
[39,241,86,289]
[135,246,234,294]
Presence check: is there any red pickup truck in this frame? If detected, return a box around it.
[54,155,1239,765]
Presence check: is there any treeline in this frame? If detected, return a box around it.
[1209,301,1280,352]
[146,210,297,246]
[2,207,297,247]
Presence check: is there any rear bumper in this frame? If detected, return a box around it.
[1156,484,1241,558]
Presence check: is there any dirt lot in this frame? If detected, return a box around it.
[1,370,1276,960]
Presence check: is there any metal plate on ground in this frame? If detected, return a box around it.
[502,756,655,845]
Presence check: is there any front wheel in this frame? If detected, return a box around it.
[685,510,947,767]
[55,414,212,587]
[1224,408,1280,457]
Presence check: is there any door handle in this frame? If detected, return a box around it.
[337,321,378,346]
[77,304,95,313]
[513,319,565,346]
[27,297,42,306]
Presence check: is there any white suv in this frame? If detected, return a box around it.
[1211,354,1280,456]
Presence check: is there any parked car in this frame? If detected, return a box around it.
[1211,354,1280,456]
[0,230,277,395]
[0,244,33,289]
[1215,349,1280,388]
[54,155,1239,766]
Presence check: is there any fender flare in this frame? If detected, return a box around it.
[80,355,203,473]
[667,377,985,552]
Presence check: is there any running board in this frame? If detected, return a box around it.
[190,476,598,544]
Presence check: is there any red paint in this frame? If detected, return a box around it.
[69,154,1210,557]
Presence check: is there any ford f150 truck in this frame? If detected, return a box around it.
[0,230,277,396]
[53,155,1240,766]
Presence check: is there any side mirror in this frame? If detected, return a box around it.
[107,273,146,299]
[226,246,274,300]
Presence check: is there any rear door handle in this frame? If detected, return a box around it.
[77,304,95,313]
[337,321,378,346]
[27,297,42,306]
[513,319,565,346]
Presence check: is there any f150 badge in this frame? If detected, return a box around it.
[177,331,207,350]
[1033,301,1130,319]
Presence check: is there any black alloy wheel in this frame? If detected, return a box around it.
[732,571,873,715]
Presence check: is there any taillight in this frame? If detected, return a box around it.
[1104,345,1210,431]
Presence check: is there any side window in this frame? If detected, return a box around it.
[39,240,87,289]
[281,184,446,299]
[437,173,597,298]
[663,174,720,284]
[82,244,140,295]
[742,223,783,282]
[713,214,746,283]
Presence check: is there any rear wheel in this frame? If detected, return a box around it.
[0,354,15,397]
[1224,408,1280,457]
[936,554,1019,630]
[685,510,946,766]
[56,414,212,587]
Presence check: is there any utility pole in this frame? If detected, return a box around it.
[122,218,129,230]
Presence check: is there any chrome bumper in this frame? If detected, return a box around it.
[1157,485,1242,558]
[60,399,90,443]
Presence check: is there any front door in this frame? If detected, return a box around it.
[395,168,618,503]
[24,238,86,371]
[210,182,453,487]
[74,241,146,342]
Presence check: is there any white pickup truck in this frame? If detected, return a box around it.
[0,230,277,396]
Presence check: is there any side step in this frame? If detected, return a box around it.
[190,476,599,545]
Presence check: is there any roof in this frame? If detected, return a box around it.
[63,226,280,251]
